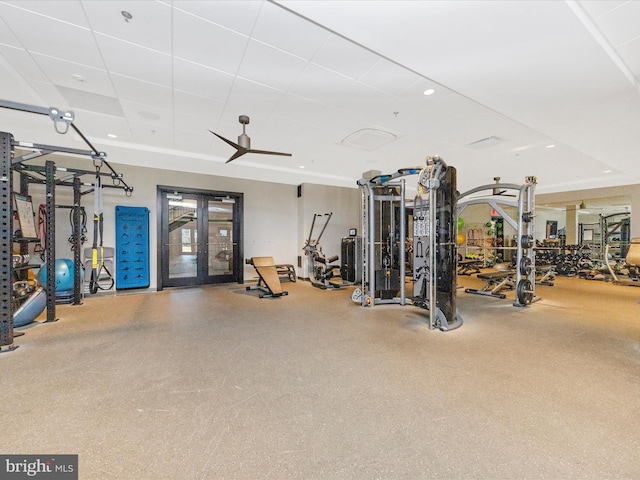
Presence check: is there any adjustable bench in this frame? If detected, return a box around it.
[246,257,289,298]
[464,270,515,299]
[458,259,482,276]
[536,265,555,286]
[275,263,296,282]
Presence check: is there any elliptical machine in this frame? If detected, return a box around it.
[302,212,342,289]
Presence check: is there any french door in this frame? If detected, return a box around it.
[158,186,243,289]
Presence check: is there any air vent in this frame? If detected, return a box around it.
[55,86,125,117]
[466,136,504,149]
[341,128,398,151]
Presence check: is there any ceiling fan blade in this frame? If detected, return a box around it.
[247,148,292,157]
[225,149,248,164]
[209,130,240,149]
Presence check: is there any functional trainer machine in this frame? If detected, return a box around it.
[457,176,537,306]
[356,156,462,331]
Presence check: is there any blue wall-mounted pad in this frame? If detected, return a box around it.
[115,206,150,290]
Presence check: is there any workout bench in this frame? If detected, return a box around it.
[464,270,515,299]
[458,259,482,276]
[246,257,289,298]
[536,266,555,286]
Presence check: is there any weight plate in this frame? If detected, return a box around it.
[520,234,533,249]
[519,257,532,276]
[516,279,534,305]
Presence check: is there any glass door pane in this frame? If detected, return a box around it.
[207,199,234,277]
[167,197,198,279]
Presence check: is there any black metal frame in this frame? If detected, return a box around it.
[1,99,134,350]
[156,185,244,291]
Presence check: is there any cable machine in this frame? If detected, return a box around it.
[356,156,462,331]
[1,99,133,352]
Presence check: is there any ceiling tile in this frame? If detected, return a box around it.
[252,1,329,59]
[173,127,216,155]
[25,80,68,108]
[328,82,393,119]
[288,62,354,105]
[173,111,216,135]
[128,121,173,149]
[577,0,628,19]
[32,53,115,97]
[173,58,235,102]
[83,0,172,54]
[95,33,171,87]
[56,85,124,117]
[173,0,262,36]
[358,58,423,96]
[236,39,307,91]
[0,15,21,46]
[120,99,172,127]
[589,0,640,46]
[0,2,103,68]
[0,45,49,83]
[2,0,90,27]
[270,92,325,124]
[616,37,640,79]
[173,90,225,123]
[221,77,285,126]
[111,74,172,108]
[311,33,380,80]
[66,111,133,143]
[172,7,249,74]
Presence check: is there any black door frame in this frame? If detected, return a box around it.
[157,185,243,291]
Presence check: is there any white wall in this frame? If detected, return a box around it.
[19,158,360,289]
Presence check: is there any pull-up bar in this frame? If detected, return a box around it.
[0,99,132,193]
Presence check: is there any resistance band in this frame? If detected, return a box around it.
[89,165,114,293]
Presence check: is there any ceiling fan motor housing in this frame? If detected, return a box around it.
[238,133,251,149]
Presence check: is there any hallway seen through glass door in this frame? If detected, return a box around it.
[159,187,243,289]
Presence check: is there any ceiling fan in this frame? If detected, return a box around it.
[492,177,516,197]
[209,115,292,164]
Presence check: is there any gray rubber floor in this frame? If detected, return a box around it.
[2,275,640,479]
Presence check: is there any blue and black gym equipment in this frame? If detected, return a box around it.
[356,156,462,331]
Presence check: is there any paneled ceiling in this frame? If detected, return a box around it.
[0,0,638,194]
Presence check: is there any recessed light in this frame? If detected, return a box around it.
[121,10,133,22]
[107,133,117,138]
[604,170,612,173]
[546,144,555,148]
[299,165,305,169]
[423,88,435,96]
[71,74,85,83]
